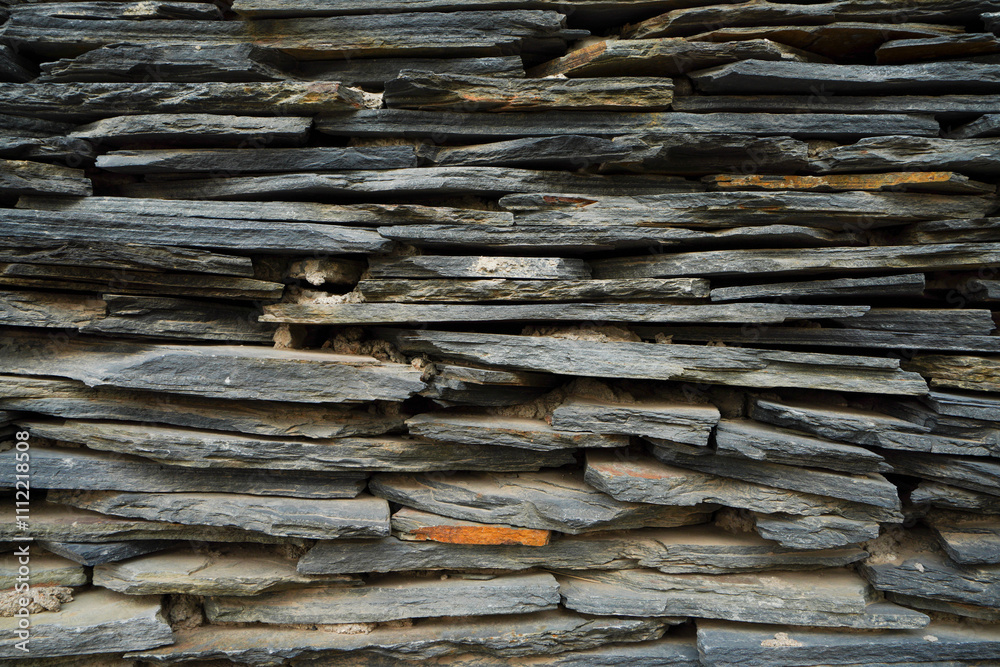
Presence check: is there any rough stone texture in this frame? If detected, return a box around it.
[48,490,392,540]
[405,411,626,451]
[369,471,714,534]
[0,553,86,588]
[0,159,91,197]
[37,540,178,567]
[0,588,173,658]
[204,572,561,624]
[94,548,357,595]
[357,278,710,303]
[926,512,1000,565]
[710,274,926,302]
[21,419,571,472]
[392,507,552,546]
[97,145,419,173]
[551,398,719,445]
[299,526,868,575]
[811,136,1000,175]
[129,611,669,665]
[753,513,881,550]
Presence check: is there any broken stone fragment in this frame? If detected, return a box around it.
[0,553,86,588]
[753,513,881,550]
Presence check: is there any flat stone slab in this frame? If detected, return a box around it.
[299,55,524,88]
[0,159,91,197]
[377,329,928,396]
[649,440,901,516]
[704,172,995,195]
[0,446,368,498]
[696,618,1000,666]
[94,547,358,596]
[21,420,571,473]
[0,330,424,403]
[753,513,881,550]
[205,572,561,624]
[299,525,868,576]
[392,507,552,546]
[0,553,86,588]
[557,568,928,628]
[405,412,626,451]
[880,451,1000,497]
[65,113,312,146]
[37,540,177,566]
[904,354,1000,394]
[927,513,1000,565]
[385,71,674,111]
[368,255,590,280]
[714,419,888,474]
[128,611,668,665]
[913,481,1000,513]
[97,146,419,173]
[584,450,894,522]
[369,471,714,534]
[551,398,719,445]
[48,490,391,541]
[0,375,402,439]
[0,82,363,121]
[710,274,926,303]
[356,278,710,303]
[810,136,1000,175]
[0,502,296,544]
[0,588,173,658]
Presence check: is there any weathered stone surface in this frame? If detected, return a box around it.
[0,588,173,658]
[876,33,1000,64]
[0,375,402,439]
[386,71,674,111]
[0,502,295,544]
[0,330,425,403]
[357,277,710,303]
[912,481,1000,513]
[316,109,939,140]
[885,591,1000,621]
[687,23,963,61]
[0,446,368,498]
[300,56,525,88]
[97,145,419,173]
[947,113,1000,138]
[585,450,897,521]
[0,290,104,329]
[673,93,1000,114]
[0,44,35,83]
[1,208,392,254]
[752,398,998,457]
[378,329,929,395]
[695,618,1000,666]
[0,239,254,276]
[704,172,995,195]
[392,507,552,546]
[811,136,1000,175]
[129,611,668,665]
[897,217,1000,245]
[94,547,357,595]
[904,354,1000,393]
[859,543,1000,610]
[691,61,1000,94]
[48,490,391,540]
[0,159,91,197]
[417,135,642,168]
[753,513,881,550]
[887,452,1000,496]
[378,222,863,253]
[590,244,1000,280]
[38,43,293,83]
[19,194,510,228]
[530,38,821,78]
[558,569,926,628]
[21,420,571,472]
[710,274,926,302]
[713,420,888,474]
[405,412,626,451]
[120,167,701,200]
[299,526,868,575]
[67,113,312,146]
[4,10,573,60]
[552,398,719,445]
[263,302,871,326]
[369,255,590,280]
[205,572,561,624]
[0,553,86,588]
[650,440,901,514]
[602,134,810,174]
[926,513,1000,565]
[0,83,363,121]
[37,540,178,567]
[369,471,714,534]
[503,192,992,230]
[10,2,224,21]
[624,0,1000,38]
